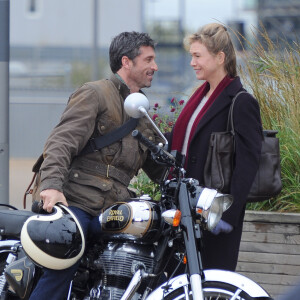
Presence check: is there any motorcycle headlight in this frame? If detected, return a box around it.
[195,188,233,231]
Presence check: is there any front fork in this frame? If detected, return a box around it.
[178,182,204,300]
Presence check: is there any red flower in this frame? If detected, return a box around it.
[168,121,173,127]
[170,107,175,112]
[179,100,185,105]
[152,114,158,121]
[170,97,175,103]
[154,103,159,108]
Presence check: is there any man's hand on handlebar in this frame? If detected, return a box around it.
[40,189,69,213]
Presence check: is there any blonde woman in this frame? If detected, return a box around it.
[169,23,262,271]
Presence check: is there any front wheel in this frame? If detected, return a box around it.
[164,281,255,300]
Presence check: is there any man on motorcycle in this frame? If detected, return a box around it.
[29,31,162,300]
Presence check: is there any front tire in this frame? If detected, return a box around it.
[164,281,255,300]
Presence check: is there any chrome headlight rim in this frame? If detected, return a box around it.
[195,188,233,231]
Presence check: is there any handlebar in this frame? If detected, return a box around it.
[132,130,160,154]
[132,130,183,168]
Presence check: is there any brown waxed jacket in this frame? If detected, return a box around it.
[36,75,163,216]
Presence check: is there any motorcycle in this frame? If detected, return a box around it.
[0,93,273,300]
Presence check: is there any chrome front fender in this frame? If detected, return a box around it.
[204,269,270,297]
[146,269,271,299]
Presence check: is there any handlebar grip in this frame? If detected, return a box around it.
[31,200,48,214]
[132,130,160,154]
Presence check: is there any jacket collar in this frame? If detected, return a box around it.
[110,73,147,99]
[191,76,244,139]
[110,74,131,99]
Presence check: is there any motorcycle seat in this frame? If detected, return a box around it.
[0,210,35,238]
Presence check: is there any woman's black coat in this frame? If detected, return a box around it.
[169,77,262,270]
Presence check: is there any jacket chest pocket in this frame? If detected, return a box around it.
[95,117,122,156]
[96,115,118,136]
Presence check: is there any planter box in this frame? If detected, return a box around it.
[237,210,300,298]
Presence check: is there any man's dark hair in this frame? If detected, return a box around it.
[109,31,155,73]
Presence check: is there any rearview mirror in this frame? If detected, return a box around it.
[124,93,150,118]
[124,93,168,145]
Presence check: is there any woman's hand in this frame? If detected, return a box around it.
[212,219,233,235]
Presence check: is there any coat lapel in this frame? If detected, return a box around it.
[190,77,243,142]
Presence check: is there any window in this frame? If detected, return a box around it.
[25,0,43,19]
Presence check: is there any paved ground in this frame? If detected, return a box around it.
[9,158,36,210]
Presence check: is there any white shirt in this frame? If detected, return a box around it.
[182,96,209,156]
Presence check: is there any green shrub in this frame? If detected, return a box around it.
[238,28,300,211]
[130,170,161,201]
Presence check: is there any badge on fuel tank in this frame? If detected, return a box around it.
[100,202,131,232]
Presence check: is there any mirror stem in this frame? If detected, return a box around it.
[138,107,168,145]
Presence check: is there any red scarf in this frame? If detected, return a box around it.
[171,76,233,160]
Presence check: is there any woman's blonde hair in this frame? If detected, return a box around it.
[185,23,237,77]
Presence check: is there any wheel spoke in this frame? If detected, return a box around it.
[230,288,242,300]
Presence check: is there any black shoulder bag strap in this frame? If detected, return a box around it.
[227,90,264,139]
[226,91,248,133]
[79,117,139,156]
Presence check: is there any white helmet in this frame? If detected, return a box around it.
[21,204,85,270]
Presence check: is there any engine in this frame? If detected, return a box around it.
[92,242,156,299]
